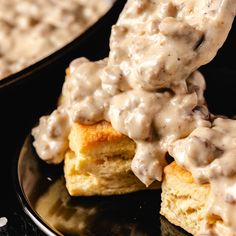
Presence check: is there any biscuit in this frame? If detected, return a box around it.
[64,121,159,196]
[160,161,210,235]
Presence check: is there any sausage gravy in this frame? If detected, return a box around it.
[32,1,236,235]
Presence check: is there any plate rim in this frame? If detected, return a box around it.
[12,135,62,236]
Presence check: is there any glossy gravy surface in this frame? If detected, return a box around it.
[32,0,236,235]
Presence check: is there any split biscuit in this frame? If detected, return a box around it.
[64,121,159,196]
[160,161,210,235]
[160,161,233,235]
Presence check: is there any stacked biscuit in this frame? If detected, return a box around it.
[64,120,159,196]
[160,162,210,235]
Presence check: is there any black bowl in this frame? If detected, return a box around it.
[0,0,122,90]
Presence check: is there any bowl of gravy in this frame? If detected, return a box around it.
[0,0,123,88]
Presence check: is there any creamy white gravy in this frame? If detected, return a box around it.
[0,0,112,80]
[169,117,236,235]
[32,0,236,235]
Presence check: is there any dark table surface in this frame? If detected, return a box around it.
[0,88,50,236]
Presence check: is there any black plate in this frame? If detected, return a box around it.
[7,7,236,236]
[14,135,191,236]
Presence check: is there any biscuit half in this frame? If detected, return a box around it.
[64,121,159,196]
[160,161,210,235]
